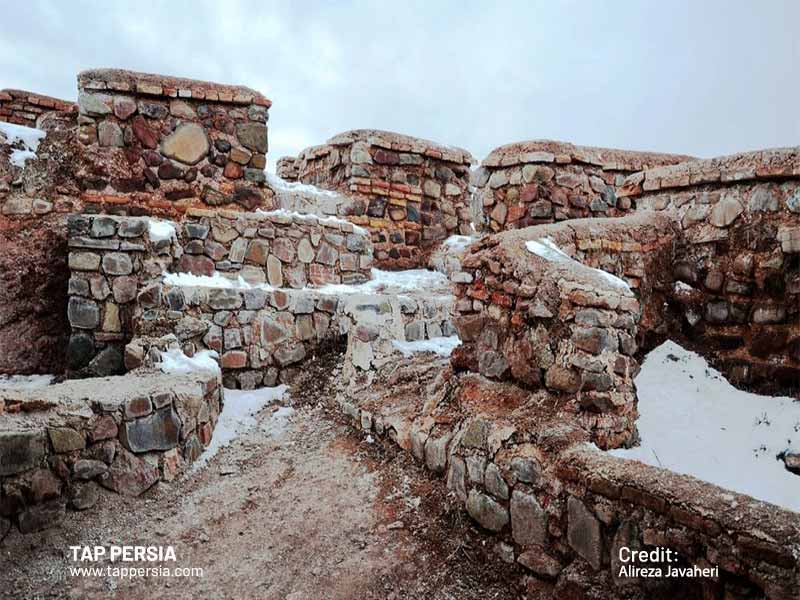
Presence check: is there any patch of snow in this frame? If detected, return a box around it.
[0,374,55,388]
[393,336,461,357]
[609,340,800,513]
[442,234,478,251]
[0,122,46,167]
[159,348,220,375]
[316,268,451,295]
[674,281,694,293]
[256,206,368,236]
[191,385,290,472]
[148,219,177,242]
[262,405,296,437]
[265,172,338,198]
[161,271,269,290]
[525,236,631,292]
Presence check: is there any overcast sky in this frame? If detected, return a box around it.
[2,1,798,167]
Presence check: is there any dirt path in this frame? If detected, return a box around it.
[0,353,522,599]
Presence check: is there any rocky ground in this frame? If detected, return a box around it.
[0,349,525,599]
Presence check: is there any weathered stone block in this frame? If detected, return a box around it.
[120,407,181,453]
[567,496,602,570]
[511,490,547,546]
[466,489,509,532]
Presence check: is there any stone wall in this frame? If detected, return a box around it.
[0,89,76,128]
[451,212,679,449]
[66,214,178,377]
[620,148,800,393]
[177,207,373,286]
[337,359,800,599]
[76,69,274,217]
[0,368,221,533]
[280,129,474,269]
[472,140,692,232]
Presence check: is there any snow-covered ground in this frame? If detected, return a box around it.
[0,374,55,388]
[148,219,177,242]
[0,121,46,167]
[609,340,800,512]
[392,336,461,357]
[191,386,291,472]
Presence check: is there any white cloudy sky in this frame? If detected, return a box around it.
[2,1,798,167]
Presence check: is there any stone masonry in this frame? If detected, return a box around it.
[279,129,475,269]
[76,69,273,217]
[0,367,221,533]
[620,147,800,393]
[0,89,76,129]
[177,207,373,286]
[473,140,692,232]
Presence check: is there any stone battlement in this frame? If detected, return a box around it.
[279,129,475,269]
[78,69,271,107]
[0,89,76,129]
[473,140,692,233]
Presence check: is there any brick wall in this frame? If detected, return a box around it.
[0,89,76,128]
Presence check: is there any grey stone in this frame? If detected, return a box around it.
[208,288,243,310]
[466,455,486,483]
[484,462,509,500]
[67,333,95,369]
[68,277,90,297]
[511,490,547,545]
[236,122,268,153]
[68,297,100,329]
[98,121,124,147]
[0,431,47,476]
[446,455,466,501]
[273,341,306,366]
[99,448,159,496]
[102,252,134,275]
[709,195,743,227]
[424,432,452,474]
[748,187,779,212]
[69,251,101,271]
[89,345,124,376]
[176,316,209,340]
[72,459,109,480]
[511,455,542,485]
[120,407,181,453]
[244,288,267,309]
[78,91,111,116]
[91,217,118,238]
[567,496,602,570]
[267,255,283,287]
[466,489,509,532]
[611,520,641,587]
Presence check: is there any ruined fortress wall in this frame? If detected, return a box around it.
[76,69,273,217]
[0,89,76,128]
[473,141,692,233]
[282,129,474,269]
[451,212,680,449]
[0,369,221,532]
[177,208,373,286]
[620,148,800,393]
[66,215,179,377]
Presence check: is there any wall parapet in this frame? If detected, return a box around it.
[0,89,76,129]
[282,129,475,269]
[473,139,692,233]
[76,68,273,217]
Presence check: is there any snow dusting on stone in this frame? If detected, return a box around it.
[526,236,631,292]
[0,374,55,388]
